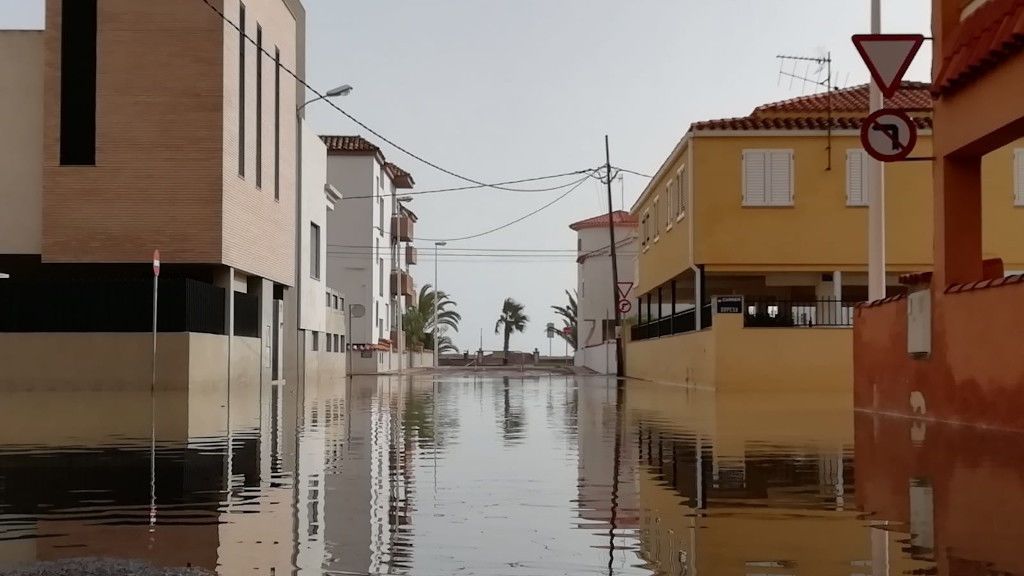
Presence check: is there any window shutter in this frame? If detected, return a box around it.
[768,150,793,205]
[679,167,688,216]
[743,151,767,205]
[1015,149,1024,206]
[846,149,866,206]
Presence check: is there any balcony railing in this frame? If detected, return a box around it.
[406,244,418,265]
[390,271,414,297]
[743,298,857,328]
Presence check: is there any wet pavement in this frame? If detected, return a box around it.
[1,372,1022,575]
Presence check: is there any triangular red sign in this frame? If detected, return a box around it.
[851,34,924,99]
[616,281,633,300]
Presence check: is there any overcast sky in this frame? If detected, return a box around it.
[1,0,931,354]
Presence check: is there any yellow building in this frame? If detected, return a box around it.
[627,82,1024,389]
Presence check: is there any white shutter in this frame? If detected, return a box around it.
[1015,149,1024,206]
[768,150,793,205]
[846,149,866,206]
[679,166,689,216]
[742,151,767,205]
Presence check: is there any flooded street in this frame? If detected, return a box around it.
[2,372,1023,575]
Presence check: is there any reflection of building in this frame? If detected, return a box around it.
[855,0,1024,430]
[855,412,1024,575]
[570,213,638,374]
[627,81,1024,390]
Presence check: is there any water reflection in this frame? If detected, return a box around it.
[1,374,1021,574]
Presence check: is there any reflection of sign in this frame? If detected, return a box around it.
[349,304,366,319]
[360,350,373,358]
[716,296,743,314]
[152,250,160,277]
[861,109,918,162]
[617,299,632,314]
[852,34,924,98]
[616,281,633,300]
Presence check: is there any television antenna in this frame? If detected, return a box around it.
[776,52,845,171]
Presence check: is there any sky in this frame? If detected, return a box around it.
[1,0,932,354]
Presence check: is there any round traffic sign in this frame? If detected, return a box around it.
[617,299,632,314]
[860,108,918,162]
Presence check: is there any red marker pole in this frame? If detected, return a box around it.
[152,250,160,392]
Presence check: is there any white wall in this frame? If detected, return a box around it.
[326,153,401,347]
[300,122,329,332]
[0,31,43,256]
[576,225,637,348]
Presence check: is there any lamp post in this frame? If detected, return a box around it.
[295,83,351,383]
[433,241,447,369]
[393,196,414,374]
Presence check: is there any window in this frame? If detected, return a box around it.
[641,210,650,247]
[665,183,674,228]
[312,331,319,351]
[59,0,97,166]
[677,167,688,219]
[326,291,330,307]
[326,333,332,352]
[742,149,794,206]
[378,258,384,296]
[255,25,262,188]
[846,149,868,206]
[310,223,321,279]
[577,238,582,253]
[339,335,346,353]
[334,334,340,352]
[378,197,385,233]
[653,197,660,241]
[1015,149,1024,206]
[274,47,281,200]
[333,294,339,309]
[238,3,245,178]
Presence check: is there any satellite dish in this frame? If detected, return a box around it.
[349,304,366,319]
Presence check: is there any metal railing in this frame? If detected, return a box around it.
[743,298,857,328]
[630,304,712,341]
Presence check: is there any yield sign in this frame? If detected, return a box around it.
[851,34,924,98]
[616,281,633,300]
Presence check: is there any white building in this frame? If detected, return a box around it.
[570,211,638,374]
[322,135,416,374]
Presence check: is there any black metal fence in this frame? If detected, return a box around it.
[0,278,232,334]
[631,305,712,341]
[743,298,857,328]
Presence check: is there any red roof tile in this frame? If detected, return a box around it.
[569,211,638,231]
[385,162,415,189]
[934,0,1024,96]
[753,82,932,114]
[693,115,932,131]
[320,135,381,154]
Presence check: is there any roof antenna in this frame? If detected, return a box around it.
[775,52,841,171]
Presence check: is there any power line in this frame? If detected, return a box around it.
[198,0,583,192]
[338,170,596,200]
[613,167,653,179]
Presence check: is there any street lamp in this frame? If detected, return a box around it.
[433,241,448,368]
[297,84,353,114]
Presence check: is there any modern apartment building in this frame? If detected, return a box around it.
[322,135,417,374]
[0,0,352,388]
[626,82,1024,389]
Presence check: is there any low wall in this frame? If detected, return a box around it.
[625,313,852,392]
[0,332,261,391]
[855,281,1024,429]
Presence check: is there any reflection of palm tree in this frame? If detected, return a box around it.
[499,377,525,444]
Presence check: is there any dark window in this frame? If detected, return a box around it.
[333,295,338,309]
[326,334,332,352]
[59,0,97,166]
[334,334,340,352]
[310,223,321,279]
[238,3,245,178]
[274,47,281,200]
[312,331,318,351]
[255,24,262,188]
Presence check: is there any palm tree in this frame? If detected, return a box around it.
[494,297,529,365]
[551,289,577,350]
[402,284,461,351]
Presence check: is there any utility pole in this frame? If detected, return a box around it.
[868,0,886,300]
[392,195,402,374]
[604,135,625,379]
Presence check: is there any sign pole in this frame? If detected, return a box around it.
[151,250,160,393]
[867,0,886,301]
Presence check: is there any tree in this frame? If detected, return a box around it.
[402,284,461,351]
[551,289,578,350]
[494,297,529,365]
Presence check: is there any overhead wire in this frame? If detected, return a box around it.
[197,0,586,193]
[338,170,597,200]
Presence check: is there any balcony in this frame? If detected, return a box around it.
[391,215,414,243]
[390,270,414,297]
[406,245,418,265]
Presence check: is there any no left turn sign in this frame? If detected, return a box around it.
[860,108,918,162]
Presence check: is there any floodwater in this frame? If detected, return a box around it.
[1,372,1023,575]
